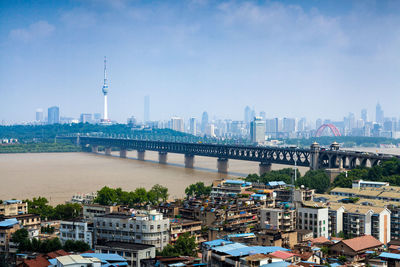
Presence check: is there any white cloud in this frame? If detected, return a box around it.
[9,21,55,42]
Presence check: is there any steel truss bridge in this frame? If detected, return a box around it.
[58,135,397,174]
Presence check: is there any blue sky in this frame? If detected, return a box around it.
[1,0,400,123]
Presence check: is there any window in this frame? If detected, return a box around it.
[157,225,161,230]
[116,223,119,227]
[109,223,112,227]
[130,224,133,229]
[123,224,126,228]
[150,225,154,230]
[142,225,146,229]
[136,225,140,230]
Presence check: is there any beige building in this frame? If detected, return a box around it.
[0,200,27,216]
[4,214,41,238]
[83,204,120,221]
[0,218,20,253]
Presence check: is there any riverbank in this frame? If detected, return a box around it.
[0,143,81,153]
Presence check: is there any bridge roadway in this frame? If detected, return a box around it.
[59,136,397,175]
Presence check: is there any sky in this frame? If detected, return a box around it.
[1,0,400,124]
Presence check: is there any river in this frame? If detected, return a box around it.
[0,151,310,205]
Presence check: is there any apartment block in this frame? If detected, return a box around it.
[0,200,27,216]
[93,210,169,250]
[60,219,94,248]
[297,206,329,238]
[260,208,296,232]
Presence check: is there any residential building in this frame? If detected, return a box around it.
[189,117,196,135]
[83,204,120,221]
[169,219,203,244]
[59,220,93,248]
[0,200,28,216]
[256,229,298,249]
[0,218,20,253]
[352,180,389,189]
[170,117,184,132]
[297,205,329,238]
[79,113,92,123]
[260,208,297,232]
[329,235,382,262]
[93,210,169,250]
[210,180,252,198]
[95,241,155,267]
[5,214,41,238]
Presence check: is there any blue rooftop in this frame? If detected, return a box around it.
[225,246,289,257]
[4,200,22,204]
[261,262,290,267]
[225,180,252,186]
[213,243,247,253]
[267,181,286,187]
[252,194,266,197]
[0,218,19,228]
[80,253,126,263]
[379,252,400,260]
[226,233,255,239]
[203,239,233,248]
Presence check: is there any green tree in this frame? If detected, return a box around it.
[296,170,330,193]
[53,203,82,220]
[94,186,118,205]
[185,182,212,198]
[150,184,169,203]
[63,240,90,252]
[159,233,197,257]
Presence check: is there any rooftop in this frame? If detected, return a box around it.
[0,218,19,228]
[341,235,382,252]
[96,241,155,250]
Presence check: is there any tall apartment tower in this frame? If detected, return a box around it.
[189,117,196,135]
[250,116,266,144]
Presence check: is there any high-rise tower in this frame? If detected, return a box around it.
[101,56,110,123]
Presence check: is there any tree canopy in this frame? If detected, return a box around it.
[185,182,212,198]
[295,170,330,193]
[25,197,81,220]
[94,184,169,206]
[158,233,197,257]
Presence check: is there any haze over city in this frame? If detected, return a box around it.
[1,0,400,123]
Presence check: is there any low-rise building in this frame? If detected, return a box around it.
[169,219,203,244]
[210,180,252,198]
[83,204,120,221]
[0,218,20,254]
[95,241,155,267]
[59,219,93,248]
[0,200,28,216]
[5,214,41,238]
[260,208,296,232]
[329,235,383,262]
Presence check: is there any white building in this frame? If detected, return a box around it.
[352,180,389,189]
[250,117,265,144]
[170,117,184,132]
[59,220,93,248]
[297,206,329,238]
[93,210,169,250]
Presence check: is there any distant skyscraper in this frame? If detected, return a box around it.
[48,106,60,124]
[361,109,368,122]
[35,108,43,122]
[250,117,266,144]
[298,118,306,132]
[201,112,208,133]
[93,113,101,122]
[205,124,216,137]
[189,117,196,135]
[171,117,184,132]
[376,103,384,124]
[80,113,92,123]
[127,116,137,127]
[144,95,150,123]
[283,118,296,133]
[101,56,110,123]
[244,106,252,124]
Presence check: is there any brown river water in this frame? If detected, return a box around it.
[0,151,309,205]
[1,147,398,205]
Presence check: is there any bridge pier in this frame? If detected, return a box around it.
[105,147,112,156]
[184,154,195,168]
[120,149,127,158]
[217,158,229,173]
[91,145,98,153]
[259,162,272,176]
[137,150,145,161]
[158,152,168,164]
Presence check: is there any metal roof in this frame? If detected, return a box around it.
[212,243,247,253]
[203,239,233,248]
[261,262,290,267]
[226,233,255,239]
[379,252,400,260]
[80,253,126,262]
[0,218,19,228]
[224,246,289,257]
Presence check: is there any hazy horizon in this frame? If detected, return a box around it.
[1,0,400,124]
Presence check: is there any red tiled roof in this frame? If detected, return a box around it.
[20,256,50,267]
[341,235,382,252]
[311,236,332,245]
[46,249,70,259]
[269,250,295,260]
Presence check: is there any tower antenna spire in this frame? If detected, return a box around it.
[104,56,107,81]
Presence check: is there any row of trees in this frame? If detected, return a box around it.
[25,197,81,220]
[333,158,400,188]
[12,229,89,253]
[245,168,330,193]
[94,184,169,206]
[0,142,81,153]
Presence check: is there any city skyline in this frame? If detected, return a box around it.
[1,0,400,123]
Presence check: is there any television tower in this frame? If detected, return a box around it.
[101,56,110,123]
